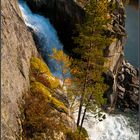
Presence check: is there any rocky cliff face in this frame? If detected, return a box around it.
[2,0,139,139]
[1,0,75,139]
[1,0,38,139]
[24,0,139,112]
[116,60,139,112]
[104,1,139,112]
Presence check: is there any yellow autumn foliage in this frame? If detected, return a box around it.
[31,81,68,114]
[30,57,60,89]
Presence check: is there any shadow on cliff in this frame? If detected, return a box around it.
[25,0,85,55]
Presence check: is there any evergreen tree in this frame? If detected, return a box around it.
[71,0,111,131]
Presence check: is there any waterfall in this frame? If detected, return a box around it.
[19,1,139,140]
[19,0,64,78]
[83,113,138,140]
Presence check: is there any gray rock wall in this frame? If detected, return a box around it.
[1,0,38,139]
[116,60,139,112]
[105,1,139,112]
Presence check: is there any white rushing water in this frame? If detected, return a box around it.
[84,114,138,140]
[74,109,139,140]
[19,1,139,140]
[19,0,64,78]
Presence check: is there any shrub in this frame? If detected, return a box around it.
[66,127,88,140]
[22,91,66,139]
[31,81,68,114]
[21,57,69,139]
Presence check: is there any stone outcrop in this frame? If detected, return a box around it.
[1,0,38,139]
[22,57,76,140]
[104,0,139,112]
[116,60,139,112]
[105,1,126,73]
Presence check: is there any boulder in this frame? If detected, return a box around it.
[116,61,139,112]
[118,74,125,82]
[117,85,125,93]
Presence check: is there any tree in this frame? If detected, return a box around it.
[71,0,111,132]
[51,48,72,89]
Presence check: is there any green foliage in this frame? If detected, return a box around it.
[71,0,111,129]
[108,0,117,12]
[72,0,110,105]
[30,57,51,74]
[30,57,68,113]
[51,48,71,69]
[30,57,60,89]
[66,127,88,140]
[31,81,52,99]
[21,57,70,139]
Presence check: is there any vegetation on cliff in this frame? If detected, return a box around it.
[66,127,88,140]
[31,81,68,113]
[21,57,71,139]
[51,48,72,87]
[30,57,60,89]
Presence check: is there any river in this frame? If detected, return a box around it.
[125,3,139,68]
[18,0,139,140]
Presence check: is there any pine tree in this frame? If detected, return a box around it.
[71,0,111,131]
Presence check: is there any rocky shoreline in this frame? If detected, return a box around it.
[116,60,139,112]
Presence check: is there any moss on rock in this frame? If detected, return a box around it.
[31,81,68,114]
[31,81,52,100]
[30,57,60,89]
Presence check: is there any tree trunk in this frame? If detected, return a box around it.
[77,59,90,127]
[79,93,93,133]
[79,107,87,132]
[77,91,84,127]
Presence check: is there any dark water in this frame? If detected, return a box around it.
[125,5,139,68]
